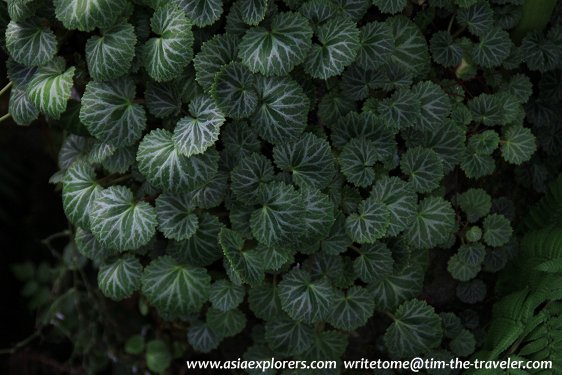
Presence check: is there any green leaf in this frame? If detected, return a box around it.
[265,318,314,356]
[238,11,312,76]
[237,0,268,25]
[80,78,147,147]
[155,192,198,241]
[143,4,193,82]
[378,88,421,130]
[6,0,36,22]
[273,133,335,189]
[278,268,334,323]
[125,335,145,355]
[26,57,75,119]
[305,16,360,79]
[298,0,338,26]
[207,307,246,337]
[168,213,223,266]
[193,33,239,92]
[356,21,394,70]
[220,228,265,285]
[144,80,181,119]
[98,255,142,301]
[211,62,258,119]
[231,153,275,204]
[146,340,171,374]
[501,126,536,165]
[75,227,117,262]
[457,2,494,36]
[468,93,503,126]
[85,22,136,81]
[387,16,429,74]
[345,197,390,244]
[253,81,309,147]
[384,299,443,358]
[209,279,245,311]
[472,27,511,68]
[141,255,211,316]
[54,0,127,31]
[5,18,57,67]
[372,0,406,14]
[457,188,491,223]
[417,121,466,174]
[90,186,157,251]
[483,214,512,247]
[327,286,375,331]
[187,322,221,353]
[405,196,456,249]
[521,31,560,72]
[430,31,463,67]
[102,146,136,174]
[173,0,223,27]
[62,161,103,229]
[299,330,348,361]
[450,329,476,356]
[339,137,379,188]
[448,245,483,281]
[137,129,219,192]
[353,242,394,283]
[321,212,353,255]
[400,146,444,194]
[368,265,424,310]
[370,176,417,237]
[189,171,228,209]
[412,81,451,131]
[332,0,369,21]
[248,281,283,320]
[466,226,482,242]
[250,182,305,246]
[221,120,261,168]
[301,188,336,242]
[173,95,225,157]
[460,150,495,179]
[9,84,39,126]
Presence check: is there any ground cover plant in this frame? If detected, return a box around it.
[2,0,562,373]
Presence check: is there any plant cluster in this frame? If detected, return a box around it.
[2,0,562,373]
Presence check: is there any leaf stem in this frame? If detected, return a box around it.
[0,113,12,123]
[0,81,13,97]
[447,15,455,33]
[0,331,40,355]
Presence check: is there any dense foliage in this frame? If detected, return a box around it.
[2,0,562,373]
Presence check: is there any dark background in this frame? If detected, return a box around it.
[0,55,70,373]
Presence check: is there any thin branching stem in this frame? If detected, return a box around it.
[0,81,12,97]
[0,113,12,123]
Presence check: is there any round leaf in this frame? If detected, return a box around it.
[6,18,57,67]
[98,255,143,300]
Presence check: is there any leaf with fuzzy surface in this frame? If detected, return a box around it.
[142,256,211,316]
[5,18,57,67]
[501,126,536,165]
[345,197,390,244]
[85,22,136,81]
[405,196,456,249]
[305,16,360,79]
[80,78,146,147]
[90,186,157,251]
[279,268,335,323]
[327,286,375,331]
[384,299,443,358]
[54,0,127,31]
[194,34,239,92]
[400,147,444,194]
[137,129,219,193]
[62,161,102,230]
[26,57,75,119]
[173,0,223,27]
[339,137,379,188]
[251,75,309,144]
[143,4,193,82]
[238,11,312,76]
[155,192,198,241]
[98,255,143,301]
[370,176,417,237]
[173,95,225,157]
[273,133,335,189]
[212,62,258,119]
[250,182,305,246]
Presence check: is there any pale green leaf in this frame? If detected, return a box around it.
[141,255,211,315]
[80,78,147,147]
[90,185,157,251]
[98,255,142,300]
